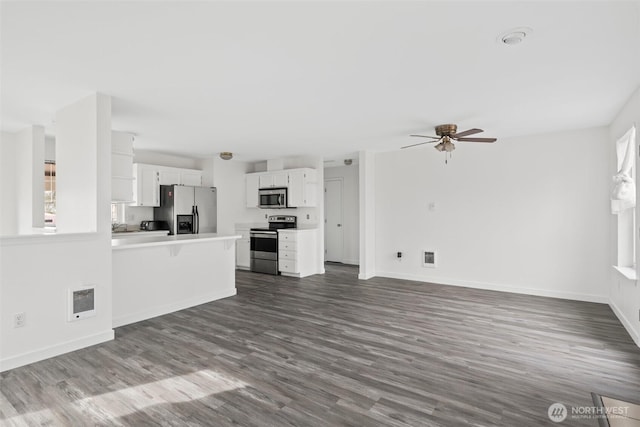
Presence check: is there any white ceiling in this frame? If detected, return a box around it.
[2,1,640,162]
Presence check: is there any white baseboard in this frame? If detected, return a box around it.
[609,299,640,347]
[0,330,114,373]
[342,259,359,266]
[375,271,609,304]
[113,288,237,328]
[358,271,376,280]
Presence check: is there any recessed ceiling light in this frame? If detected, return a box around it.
[498,27,533,46]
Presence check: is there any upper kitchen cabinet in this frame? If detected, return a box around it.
[159,167,202,186]
[246,174,260,208]
[259,172,288,188]
[180,170,202,186]
[133,164,203,206]
[245,168,318,208]
[132,163,160,207]
[158,169,181,186]
[111,132,134,202]
[288,169,317,207]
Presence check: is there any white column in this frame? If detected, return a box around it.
[14,125,45,233]
[55,93,111,233]
[359,150,376,279]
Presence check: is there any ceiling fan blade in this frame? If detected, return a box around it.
[451,128,483,138]
[409,134,440,139]
[455,137,497,143]
[401,140,437,149]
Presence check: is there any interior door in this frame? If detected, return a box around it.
[324,179,343,262]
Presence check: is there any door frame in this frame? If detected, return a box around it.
[324,177,344,263]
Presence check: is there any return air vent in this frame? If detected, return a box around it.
[68,286,96,322]
[422,250,436,268]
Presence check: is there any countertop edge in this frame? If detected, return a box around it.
[112,234,241,250]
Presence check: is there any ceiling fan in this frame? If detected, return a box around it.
[402,124,497,153]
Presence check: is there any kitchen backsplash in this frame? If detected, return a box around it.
[125,206,154,225]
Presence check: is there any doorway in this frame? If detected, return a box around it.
[324,178,343,262]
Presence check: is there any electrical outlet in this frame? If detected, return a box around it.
[14,312,26,328]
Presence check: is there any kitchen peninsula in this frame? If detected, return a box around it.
[112,233,240,328]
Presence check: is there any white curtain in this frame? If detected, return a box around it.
[611,126,637,214]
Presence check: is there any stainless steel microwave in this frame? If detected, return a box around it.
[258,188,287,209]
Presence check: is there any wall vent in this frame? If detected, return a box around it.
[68,285,96,322]
[422,250,436,268]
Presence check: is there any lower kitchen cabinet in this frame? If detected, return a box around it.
[278,229,317,278]
[235,226,251,270]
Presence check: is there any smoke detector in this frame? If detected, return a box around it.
[498,27,533,45]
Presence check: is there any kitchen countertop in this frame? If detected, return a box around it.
[111,230,169,238]
[112,233,241,250]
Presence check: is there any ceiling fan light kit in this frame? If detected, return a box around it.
[403,123,497,163]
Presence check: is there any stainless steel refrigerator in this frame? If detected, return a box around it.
[154,185,217,235]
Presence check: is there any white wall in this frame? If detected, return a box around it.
[56,94,111,233]
[359,151,376,279]
[324,165,359,265]
[0,93,114,372]
[0,132,18,235]
[374,127,610,303]
[134,150,199,169]
[609,86,640,346]
[15,126,45,233]
[44,136,55,162]
[0,235,114,371]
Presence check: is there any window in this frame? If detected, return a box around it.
[612,126,637,277]
[44,161,56,227]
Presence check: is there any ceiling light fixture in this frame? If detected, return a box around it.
[344,159,353,166]
[498,27,533,45]
[219,152,233,160]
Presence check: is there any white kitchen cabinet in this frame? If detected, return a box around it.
[235,226,251,270]
[246,174,260,208]
[245,168,317,209]
[159,169,181,185]
[288,168,317,207]
[132,163,160,207]
[132,164,203,206]
[259,172,288,189]
[181,170,202,186]
[111,132,134,202]
[278,229,317,278]
[159,168,202,186]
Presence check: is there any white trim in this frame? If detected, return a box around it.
[613,265,638,281]
[0,231,102,246]
[609,299,640,347]
[0,330,114,373]
[375,271,608,304]
[358,272,376,280]
[342,259,359,266]
[113,289,237,328]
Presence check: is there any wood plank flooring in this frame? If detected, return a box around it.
[2,264,640,426]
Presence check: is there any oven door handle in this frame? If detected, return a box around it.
[251,232,278,239]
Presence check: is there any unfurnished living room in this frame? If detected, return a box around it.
[1,1,640,426]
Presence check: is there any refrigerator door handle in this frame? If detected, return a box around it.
[191,206,196,234]
[195,206,199,234]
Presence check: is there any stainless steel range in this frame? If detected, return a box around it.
[250,215,297,275]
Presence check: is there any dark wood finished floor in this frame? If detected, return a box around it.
[2,264,640,426]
